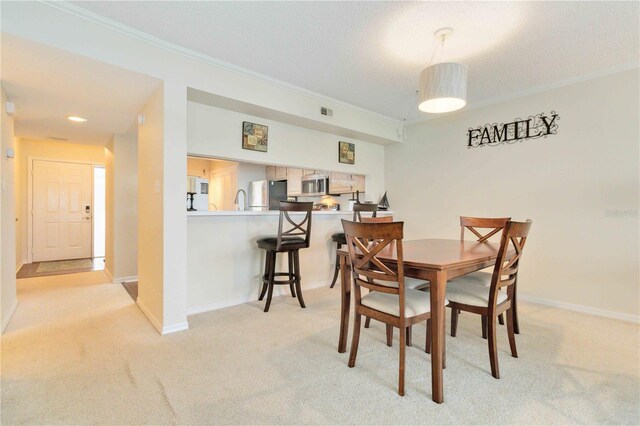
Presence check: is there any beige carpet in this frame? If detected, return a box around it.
[34,258,93,273]
[1,272,638,425]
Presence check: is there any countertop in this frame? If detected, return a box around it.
[187,210,392,217]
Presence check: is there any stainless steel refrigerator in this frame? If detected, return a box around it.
[248,180,288,211]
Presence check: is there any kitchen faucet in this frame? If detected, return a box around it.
[234,189,247,211]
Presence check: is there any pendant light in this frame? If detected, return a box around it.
[418,28,467,114]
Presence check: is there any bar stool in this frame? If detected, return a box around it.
[329,203,378,288]
[257,201,313,312]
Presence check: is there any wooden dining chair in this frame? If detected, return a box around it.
[342,219,433,396]
[445,219,532,379]
[360,216,429,346]
[329,203,378,288]
[456,216,518,334]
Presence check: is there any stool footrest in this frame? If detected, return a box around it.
[262,272,296,286]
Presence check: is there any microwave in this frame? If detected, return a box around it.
[301,175,328,196]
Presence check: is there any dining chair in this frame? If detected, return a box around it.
[456,216,517,335]
[329,203,378,288]
[360,215,429,346]
[342,219,433,396]
[445,219,532,379]
[256,201,313,312]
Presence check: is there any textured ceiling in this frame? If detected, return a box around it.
[69,1,639,121]
[1,35,161,145]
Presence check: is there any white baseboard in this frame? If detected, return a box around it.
[519,293,640,324]
[161,322,189,335]
[136,297,162,334]
[104,268,113,283]
[187,280,328,316]
[136,297,190,335]
[113,275,138,285]
[1,298,19,334]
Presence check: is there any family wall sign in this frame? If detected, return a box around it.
[467,111,559,148]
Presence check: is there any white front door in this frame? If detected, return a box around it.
[32,160,93,261]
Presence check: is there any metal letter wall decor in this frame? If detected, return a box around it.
[467,111,559,148]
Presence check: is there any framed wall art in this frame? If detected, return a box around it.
[338,141,355,164]
[242,121,268,152]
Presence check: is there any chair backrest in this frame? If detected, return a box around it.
[360,216,393,224]
[352,202,378,222]
[460,216,511,242]
[342,220,407,317]
[488,219,532,308]
[277,201,313,250]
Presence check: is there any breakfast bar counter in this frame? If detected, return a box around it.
[186,210,392,316]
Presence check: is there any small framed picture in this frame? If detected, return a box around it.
[242,121,268,152]
[338,141,355,164]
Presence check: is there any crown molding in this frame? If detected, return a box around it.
[404,62,640,125]
[39,1,400,125]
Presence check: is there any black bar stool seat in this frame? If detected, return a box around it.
[257,236,307,251]
[331,232,346,245]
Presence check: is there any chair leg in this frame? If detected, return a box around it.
[329,251,340,289]
[506,307,518,358]
[498,313,504,325]
[406,326,413,347]
[425,318,431,354]
[293,250,306,308]
[288,251,296,298]
[451,308,459,337]
[348,313,362,368]
[264,252,276,312]
[488,315,500,379]
[386,324,393,347]
[513,285,520,334]
[399,324,406,396]
[364,317,371,328]
[258,251,271,301]
[481,315,488,339]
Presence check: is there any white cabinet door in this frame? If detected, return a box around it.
[287,168,302,196]
[32,160,93,261]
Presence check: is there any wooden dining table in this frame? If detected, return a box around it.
[337,238,504,403]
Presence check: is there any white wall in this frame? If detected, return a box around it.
[386,69,640,320]
[188,102,386,203]
[137,85,167,332]
[105,124,138,281]
[137,82,189,334]
[0,87,18,332]
[1,87,17,333]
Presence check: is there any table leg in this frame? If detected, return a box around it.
[430,270,446,403]
[338,252,351,353]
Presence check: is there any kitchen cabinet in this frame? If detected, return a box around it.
[352,175,365,193]
[266,166,288,181]
[287,168,303,196]
[302,169,325,176]
[329,172,366,194]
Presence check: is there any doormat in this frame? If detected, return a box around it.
[35,259,93,273]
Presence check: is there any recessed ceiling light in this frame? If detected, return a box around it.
[67,116,88,122]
